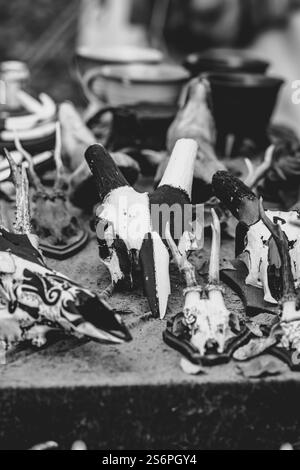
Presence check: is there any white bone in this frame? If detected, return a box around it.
[99,187,151,252]
[151,232,171,320]
[159,138,198,198]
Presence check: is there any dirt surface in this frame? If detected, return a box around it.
[0,233,294,389]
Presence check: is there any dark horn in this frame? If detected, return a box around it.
[85,144,129,202]
[212,171,260,227]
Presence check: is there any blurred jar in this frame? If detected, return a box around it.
[0,61,30,111]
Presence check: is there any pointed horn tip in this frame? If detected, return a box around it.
[160,310,167,321]
[212,171,229,184]
[211,208,218,221]
[172,138,198,156]
[211,207,221,236]
[259,197,267,221]
[264,144,276,164]
[259,198,275,231]
[85,143,110,164]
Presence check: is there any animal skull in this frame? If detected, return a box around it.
[13,125,81,248]
[243,210,300,304]
[213,171,300,306]
[85,139,203,319]
[166,209,230,363]
[0,151,131,353]
[259,201,300,354]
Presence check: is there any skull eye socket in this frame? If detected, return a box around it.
[61,218,79,239]
[32,219,51,239]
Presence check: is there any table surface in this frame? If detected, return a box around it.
[2,173,300,450]
[0,233,296,390]
[2,226,300,450]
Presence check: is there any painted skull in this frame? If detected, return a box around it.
[85,139,203,319]
[0,228,131,347]
[0,152,131,351]
[13,127,82,250]
[213,171,300,306]
[242,210,300,304]
[185,293,229,356]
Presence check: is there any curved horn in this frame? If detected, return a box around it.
[259,198,296,303]
[244,145,275,189]
[4,149,31,235]
[85,144,129,202]
[54,122,67,191]
[4,147,18,186]
[13,132,45,193]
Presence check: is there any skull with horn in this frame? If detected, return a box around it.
[164,209,233,374]
[13,123,83,253]
[85,139,204,320]
[259,200,300,354]
[0,150,131,355]
[213,171,300,306]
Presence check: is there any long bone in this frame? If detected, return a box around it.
[13,127,82,249]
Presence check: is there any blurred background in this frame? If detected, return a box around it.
[1,0,300,129]
[2,0,300,157]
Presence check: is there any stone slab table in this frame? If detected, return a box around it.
[0,235,299,450]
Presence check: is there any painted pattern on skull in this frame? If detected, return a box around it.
[242,210,300,304]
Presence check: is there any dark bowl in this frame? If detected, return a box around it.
[206,73,284,146]
[184,49,269,76]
